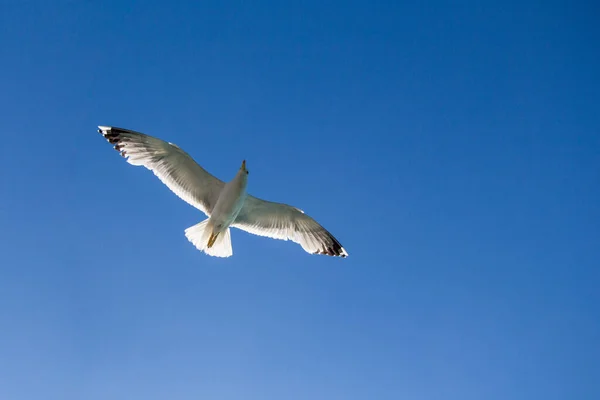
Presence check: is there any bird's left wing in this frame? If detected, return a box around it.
[232,195,348,257]
[99,126,224,216]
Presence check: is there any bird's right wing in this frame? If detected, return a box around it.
[232,194,348,257]
[99,126,224,216]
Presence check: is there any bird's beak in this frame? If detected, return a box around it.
[241,160,246,171]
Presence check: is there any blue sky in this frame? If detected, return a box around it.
[1,1,598,399]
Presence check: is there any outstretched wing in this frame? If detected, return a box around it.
[99,126,224,216]
[232,195,348,257]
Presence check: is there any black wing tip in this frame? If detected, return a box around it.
[313,235,348,258]
[98,126,128,157]
[98,125,144,135]
[314,249,348,258]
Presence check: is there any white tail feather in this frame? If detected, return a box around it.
[184,219,233,258]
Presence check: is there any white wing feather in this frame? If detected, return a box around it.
[98,126,224,216]
[232,195,348,257]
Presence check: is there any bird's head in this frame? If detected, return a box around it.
[240,159,249,175]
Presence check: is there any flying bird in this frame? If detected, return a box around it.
[98,126,348,258]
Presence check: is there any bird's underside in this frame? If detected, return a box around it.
[98,125,348,258]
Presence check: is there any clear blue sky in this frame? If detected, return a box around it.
[1,1,598,399]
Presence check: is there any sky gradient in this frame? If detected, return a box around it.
[1,1,599,399]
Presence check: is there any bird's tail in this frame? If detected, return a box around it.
[184,219,233,258]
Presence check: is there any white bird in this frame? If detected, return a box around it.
[98,126,348,258]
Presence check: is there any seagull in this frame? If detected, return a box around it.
[98,126,348,258]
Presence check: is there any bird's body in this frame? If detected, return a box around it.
[210,161,248,232]
[194,161,249,255]
[98,126,348,258]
